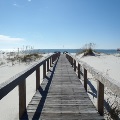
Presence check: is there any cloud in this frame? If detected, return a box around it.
[13,3,19,7]
[0,35,25,43]
[13,3,24,8]
[28,0,31,2]
[13,3,17,6]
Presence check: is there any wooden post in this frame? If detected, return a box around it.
[36,67,40,91]
[50,57,52,67]
[53,55,55,62]
[43,61,46,78]
[71,57,73,67]
[47,59,49,72]
[74,59,76,71]
[78,63,80,79]
[53,55,55,63]
[97,81,104,116]
[52,56,53,64]
[19,79,26,119]
[84,68,87,91]
[70,56,71,65]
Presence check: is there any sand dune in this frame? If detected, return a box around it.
[0,52,49,120]
[76,53,120,119]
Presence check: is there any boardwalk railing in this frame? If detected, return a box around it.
[66,53,120,116]
[0,53,60,119]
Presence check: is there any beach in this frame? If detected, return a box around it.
[0,51,120,119]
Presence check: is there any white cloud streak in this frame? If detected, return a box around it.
[0,35,25,42]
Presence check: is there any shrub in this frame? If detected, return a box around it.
[84,48,94,56]
[77,43,95,56]
[21,53,42,62]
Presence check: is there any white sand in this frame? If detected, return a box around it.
[75,53,120,119]
[76,53,120,81]
[0,52,50,120]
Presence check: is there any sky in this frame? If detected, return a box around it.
[0,0,120,50]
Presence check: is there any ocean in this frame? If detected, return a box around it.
[31,49,119,54]
[1,49,119,54]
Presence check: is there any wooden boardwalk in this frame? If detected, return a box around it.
[21,54,104,120]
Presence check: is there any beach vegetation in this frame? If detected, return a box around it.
[21,53,42,63]
[6,53,43,64]
[77,43,95,56]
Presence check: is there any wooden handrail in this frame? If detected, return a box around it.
[66,53,120,116]
[0,52,60,119]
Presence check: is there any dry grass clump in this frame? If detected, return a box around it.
[83,48,95,56]
[6,53,42,65]
[21,53,42,63]
[77,43,95,56]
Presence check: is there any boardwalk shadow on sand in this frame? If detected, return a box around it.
[20,59,58,120]
[87,79,113,113]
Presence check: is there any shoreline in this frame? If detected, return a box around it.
[1,48,120,54]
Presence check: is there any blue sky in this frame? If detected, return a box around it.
[0,0,120,50]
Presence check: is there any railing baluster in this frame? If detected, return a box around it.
[70,56,72,65]
[19,79,26,119]
[52,55,54,64]
[50,57,52,67]
[47,59,49,72]
[53,55,55,62]
[78,63,80,79]
[84,68,87,91]
[43,61,46,78]
[36,67,40,90]
[74,59,76,71]
[97,81,104,116]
